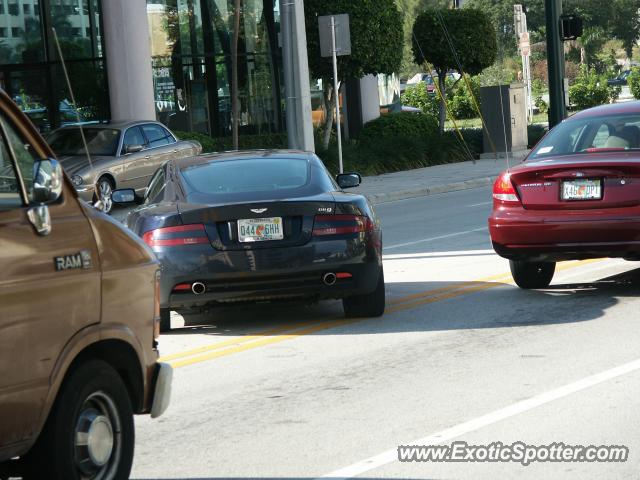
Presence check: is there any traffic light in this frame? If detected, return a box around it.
[560,14,583,40]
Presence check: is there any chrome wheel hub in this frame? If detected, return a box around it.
[74,392,121,478]
[99,180,113,213]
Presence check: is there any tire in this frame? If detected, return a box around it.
[97,176,114,214]
[24,360,134,480]
[342,268,385,318]
[160,308,171,333]
[509,260,556,289]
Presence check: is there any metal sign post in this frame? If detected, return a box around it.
[514,5,533,123]
[319,14,351,174]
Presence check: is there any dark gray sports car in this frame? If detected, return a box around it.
[114,150,385,331]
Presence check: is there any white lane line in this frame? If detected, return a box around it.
[318,358,640,480]
[384,227,487,251]
[466,201,492,207]
[383,249,495,260]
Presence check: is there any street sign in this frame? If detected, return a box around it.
[519,32,530,56]
[319,14,351,57]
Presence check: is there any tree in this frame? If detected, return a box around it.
[412,8,497,132]
[304,0,404,150]
[231,0,241,150]
[463,0,545,57]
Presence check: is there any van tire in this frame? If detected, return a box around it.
[24,360,134,480]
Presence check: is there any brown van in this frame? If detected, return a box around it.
[0,89,172,479]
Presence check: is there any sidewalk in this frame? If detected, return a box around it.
[352,156,523,205]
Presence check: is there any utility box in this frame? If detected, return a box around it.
[480,84,528,157]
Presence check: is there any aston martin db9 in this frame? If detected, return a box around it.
[115,150,385,331]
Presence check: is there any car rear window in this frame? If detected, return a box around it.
[531,113,640,159]
[47,128,120,156]
[181,157,310,196]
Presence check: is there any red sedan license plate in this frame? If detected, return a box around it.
[238,217,284,242]
[561,179,602,201]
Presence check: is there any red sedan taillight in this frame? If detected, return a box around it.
[143,224,210,247]
[493,172,520,203]
[312,214,373,236]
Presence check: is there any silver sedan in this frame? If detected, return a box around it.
[47,121,201,212]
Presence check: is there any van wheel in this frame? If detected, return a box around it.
[343,268,385,318]
[24,360,134,480]
[510,260,556,289]
[160,308,171,333]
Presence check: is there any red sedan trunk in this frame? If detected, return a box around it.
[489,102,640,288]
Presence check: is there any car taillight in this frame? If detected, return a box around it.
[493,172,520,203]
[142,224,210,247]
[312,214,373,236]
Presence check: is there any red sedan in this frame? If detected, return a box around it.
[489,101,640,289]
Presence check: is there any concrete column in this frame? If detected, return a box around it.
[279,0,314,152]
[101,0,156,121]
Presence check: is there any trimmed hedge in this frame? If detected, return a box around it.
[174,131,287,154]
[359,112,438,143]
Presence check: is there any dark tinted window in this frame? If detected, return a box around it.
[142,124,173,148]
[0,128,22,209]
[1,116,40,204]
[123,126,146,151]
[182,158,309,195]
[47,128,120,156]
[145,169,166,204]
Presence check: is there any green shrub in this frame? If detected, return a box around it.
[568,67,618,110]
[528,124,548,149]
[174,131,218,153]
[449,78,480,120]
[628,68,640,99]
[400,83,439,118]
[457,128,483,156]
[535,96,549,114]
[174,131,287,153]
[359,112,438,143]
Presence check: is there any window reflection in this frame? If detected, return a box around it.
[0,1,108,132]
[147,0,283,138]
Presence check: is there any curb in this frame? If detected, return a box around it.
[363,176,497,205]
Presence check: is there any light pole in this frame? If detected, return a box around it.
[545,0,567,128]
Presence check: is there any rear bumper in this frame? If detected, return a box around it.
[155,239,382,309]
[489,212,640,261]
[150,362,172,418]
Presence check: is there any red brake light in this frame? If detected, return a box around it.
[143,224,210,247]
[493,172,519,203]
[312,215,373,236]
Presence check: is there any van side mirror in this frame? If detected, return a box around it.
[336,172,362,189]
[33,158,63,204]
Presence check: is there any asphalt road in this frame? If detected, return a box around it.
[131,186,640,480]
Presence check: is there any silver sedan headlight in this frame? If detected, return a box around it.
[71,175,84,187]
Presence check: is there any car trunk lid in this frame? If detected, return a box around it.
[177,194,336,250]
[510,155,640,210]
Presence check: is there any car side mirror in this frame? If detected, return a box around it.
[336,172,362,189]
[112,188,139,205]
[124,144,144,154]
[33,158,63,204]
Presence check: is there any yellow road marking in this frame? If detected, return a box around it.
[169,318,357,369]
[160,321,324,362]
[165,258,607,369]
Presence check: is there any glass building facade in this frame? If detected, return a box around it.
[0,0,109,132]
[146,0,285,137]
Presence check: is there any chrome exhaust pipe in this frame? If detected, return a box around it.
[322,272,337,286]
[191,282,206,295]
